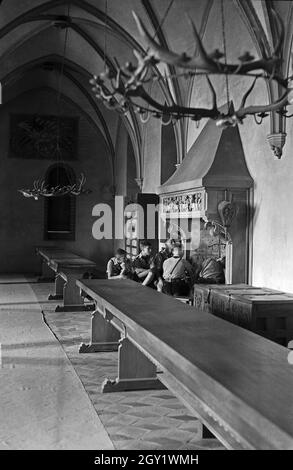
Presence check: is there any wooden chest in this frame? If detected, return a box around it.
[193,284,293,346]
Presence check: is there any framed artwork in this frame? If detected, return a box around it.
[9,114,79,160]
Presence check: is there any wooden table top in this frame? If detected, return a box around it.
[77,279,293,448]
[50,258,96,269]
[36,246,65,255]
[36,247,96,268]
[37,249,80,260]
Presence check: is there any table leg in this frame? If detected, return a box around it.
[48,274,64,300]
[55,272,94,312]
[38,260,54,282]
[79,309,120,353]
[102,337,165,392]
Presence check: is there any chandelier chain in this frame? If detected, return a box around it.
[221,0,230,112]
[55,3,70,187]
[104,0,108,71]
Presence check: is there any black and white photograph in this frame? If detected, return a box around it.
[0,0,293,458]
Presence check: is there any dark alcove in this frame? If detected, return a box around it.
[44,164,76,240]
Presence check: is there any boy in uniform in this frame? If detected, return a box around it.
[133,240,156,287]
[106,248,133,279]
[162,242,194,296]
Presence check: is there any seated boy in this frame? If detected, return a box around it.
[162,242,194,296]
[153,238,176,292]
[106,248,133,279]
[133,240,156,287]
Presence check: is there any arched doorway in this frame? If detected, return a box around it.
[44,163,76,240]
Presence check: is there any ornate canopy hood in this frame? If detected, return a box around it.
[158,113,253,196]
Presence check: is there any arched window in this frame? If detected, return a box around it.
[44,164,76,240]
[160,117,177,184]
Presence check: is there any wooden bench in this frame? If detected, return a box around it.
[76,278,293,450]
[193,283,293,346]
[36,246,96,312]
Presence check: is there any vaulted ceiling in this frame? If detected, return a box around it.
[1,0,293,177]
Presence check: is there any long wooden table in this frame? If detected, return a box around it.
[76,278,293,450]
[36,246,96,311]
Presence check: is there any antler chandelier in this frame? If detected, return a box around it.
[90,1,293,130]
[18,173,91,201]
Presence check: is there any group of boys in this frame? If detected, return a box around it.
[106,239,225,297]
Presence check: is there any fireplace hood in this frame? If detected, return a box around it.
[157,117,253,284]
[158,119,253,195]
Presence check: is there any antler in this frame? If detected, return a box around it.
[235,88,291,119]
[239,77,258,109]
[125,75,219,119]
[133,12,216,72]
[132,9,287,87]
[215,85,292,128]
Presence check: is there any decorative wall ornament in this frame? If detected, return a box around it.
[218,200,238,228]
[161,190,206,215]
[266,132,287,159]
[204,200,238,242]
[10,114,78,161]
[204,220,231,242]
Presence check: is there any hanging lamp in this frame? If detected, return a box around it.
[18,6,91,200]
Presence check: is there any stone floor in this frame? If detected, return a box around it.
[31,280,224,451]
[0,277,113,450]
